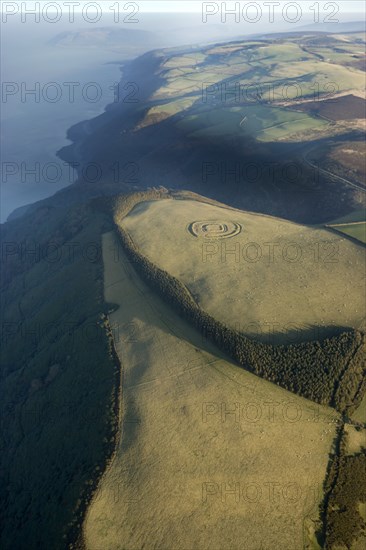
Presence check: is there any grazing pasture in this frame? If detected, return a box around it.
[83,231,339,550]
[122,198,365,344]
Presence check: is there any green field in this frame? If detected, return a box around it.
[326,210,366,244]
[328,222,366,244]
[175,104,327,142]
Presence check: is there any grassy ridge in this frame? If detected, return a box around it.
[113,189,366,414]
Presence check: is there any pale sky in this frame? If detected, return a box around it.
[1,1,365,14]
[140,1,364,13]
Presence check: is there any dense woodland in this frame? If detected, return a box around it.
[1,202,118,549]
[320,427,366,549]
[113,190,366,415]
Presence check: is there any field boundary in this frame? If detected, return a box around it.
[324,225,366,248]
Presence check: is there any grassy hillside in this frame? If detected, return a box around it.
[113,190,366,415]
[83,230,339,550]
[122,198,365,343]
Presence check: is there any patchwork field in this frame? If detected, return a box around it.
[138,33,365,143]
[176,105,328,142]
[83,231,339,550]
[122,198,366,343]
[301,34,366,69]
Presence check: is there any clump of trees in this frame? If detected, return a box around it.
[113,190,366,414]
[326,451,366,548]
[320,427,366,549]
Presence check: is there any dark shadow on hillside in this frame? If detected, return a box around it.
[51,46,366,227]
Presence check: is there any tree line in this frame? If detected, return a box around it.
[320,425,366,549]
